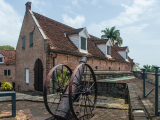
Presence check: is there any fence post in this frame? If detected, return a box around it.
[155,67,160,116]
[142,69,146,98]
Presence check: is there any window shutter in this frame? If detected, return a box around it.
[81,37,86,50]
[126,52,128,59]
[8,70,11,76]
[107,46,110,55]
[22,36,25,49]
[29,32,33,47]
[4,70,7,76]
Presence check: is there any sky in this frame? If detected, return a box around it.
[0,0,160,68]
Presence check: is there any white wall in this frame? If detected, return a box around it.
[118,51,126,59]
[97,44,106,55]
[68,34,79,49]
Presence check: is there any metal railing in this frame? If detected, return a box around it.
[134,67,160,116]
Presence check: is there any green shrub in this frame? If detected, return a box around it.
[1,82,13,91]
[55,69,69,88]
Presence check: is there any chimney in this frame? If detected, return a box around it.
[115,42,118,46]
[25,2,32,12]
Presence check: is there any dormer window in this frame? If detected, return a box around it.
[81,37,86,50]
[0,54,4,63]
[66,27,90,54]
[94,39,112,58]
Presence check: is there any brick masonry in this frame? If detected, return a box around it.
[15,9,133,92]
[0,64,15,83]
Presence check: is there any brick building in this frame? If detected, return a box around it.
[0,50,15,85]
[15,2,134,92]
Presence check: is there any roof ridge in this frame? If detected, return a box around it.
[32,11,76,30]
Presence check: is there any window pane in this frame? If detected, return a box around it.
[81,37,86,50]
[26,69,29,83]
[0,57,2,62]
[4,70,7,76]
[8,70,11,76]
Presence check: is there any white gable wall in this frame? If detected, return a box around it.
[118,49,129,61]
[68,34,79,49]
[97,44,106,55]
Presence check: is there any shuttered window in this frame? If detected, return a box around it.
[29,32,33,47]
[107,46,110,55]
[22,36,25,49]
[81,37,86,50]
[4,70,11,76]
[126,52,128,59]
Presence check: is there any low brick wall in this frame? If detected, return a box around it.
[82,70,133,81]
[82,81,128,100]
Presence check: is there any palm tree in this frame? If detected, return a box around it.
[101,26,123,46]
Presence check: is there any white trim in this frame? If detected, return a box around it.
[29,10,47,39]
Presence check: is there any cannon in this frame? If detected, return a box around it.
[43,56,97,120]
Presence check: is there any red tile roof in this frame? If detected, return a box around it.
[113,44,127,51]
[0,50,15,65]
[33,12,133,64]
[65,28,84,36]
[93,39,109,44]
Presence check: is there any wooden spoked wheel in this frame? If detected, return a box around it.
[43,64,72,116]
[69,63,97,120]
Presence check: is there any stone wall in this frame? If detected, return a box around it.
[133,71,160,85]
[82,81,128,99]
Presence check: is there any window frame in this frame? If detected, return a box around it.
[26,69,29,83]
[80,37,87,50]
[4,70,11,76]
[0,57,4,63]
[107,45,111,55]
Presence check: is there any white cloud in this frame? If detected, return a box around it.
[91,0,98,5]
[62,6,76,15]
[0,0,22,49]
[72,0,80,7]
[62,14,85,28]
[88,0,157,38]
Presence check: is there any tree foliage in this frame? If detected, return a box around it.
[101,26,123,46]
[0,45,15,50]
[143,64,158,72]
[133,63,141,71]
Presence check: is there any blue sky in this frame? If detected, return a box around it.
[0,0,160,68]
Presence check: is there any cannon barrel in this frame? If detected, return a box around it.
[54,56,88,120]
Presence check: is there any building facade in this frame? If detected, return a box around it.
[15,2,134,92]
[0,50,15,86]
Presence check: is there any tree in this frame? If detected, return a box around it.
[133,63,141,71]
[0,45,15,50]
[101,26,123,46]
[143,64,151,72]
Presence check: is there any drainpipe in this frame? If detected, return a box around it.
[49,46,57,94]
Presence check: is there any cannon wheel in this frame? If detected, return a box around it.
[69,63,97,120]
[43,64,72,116]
